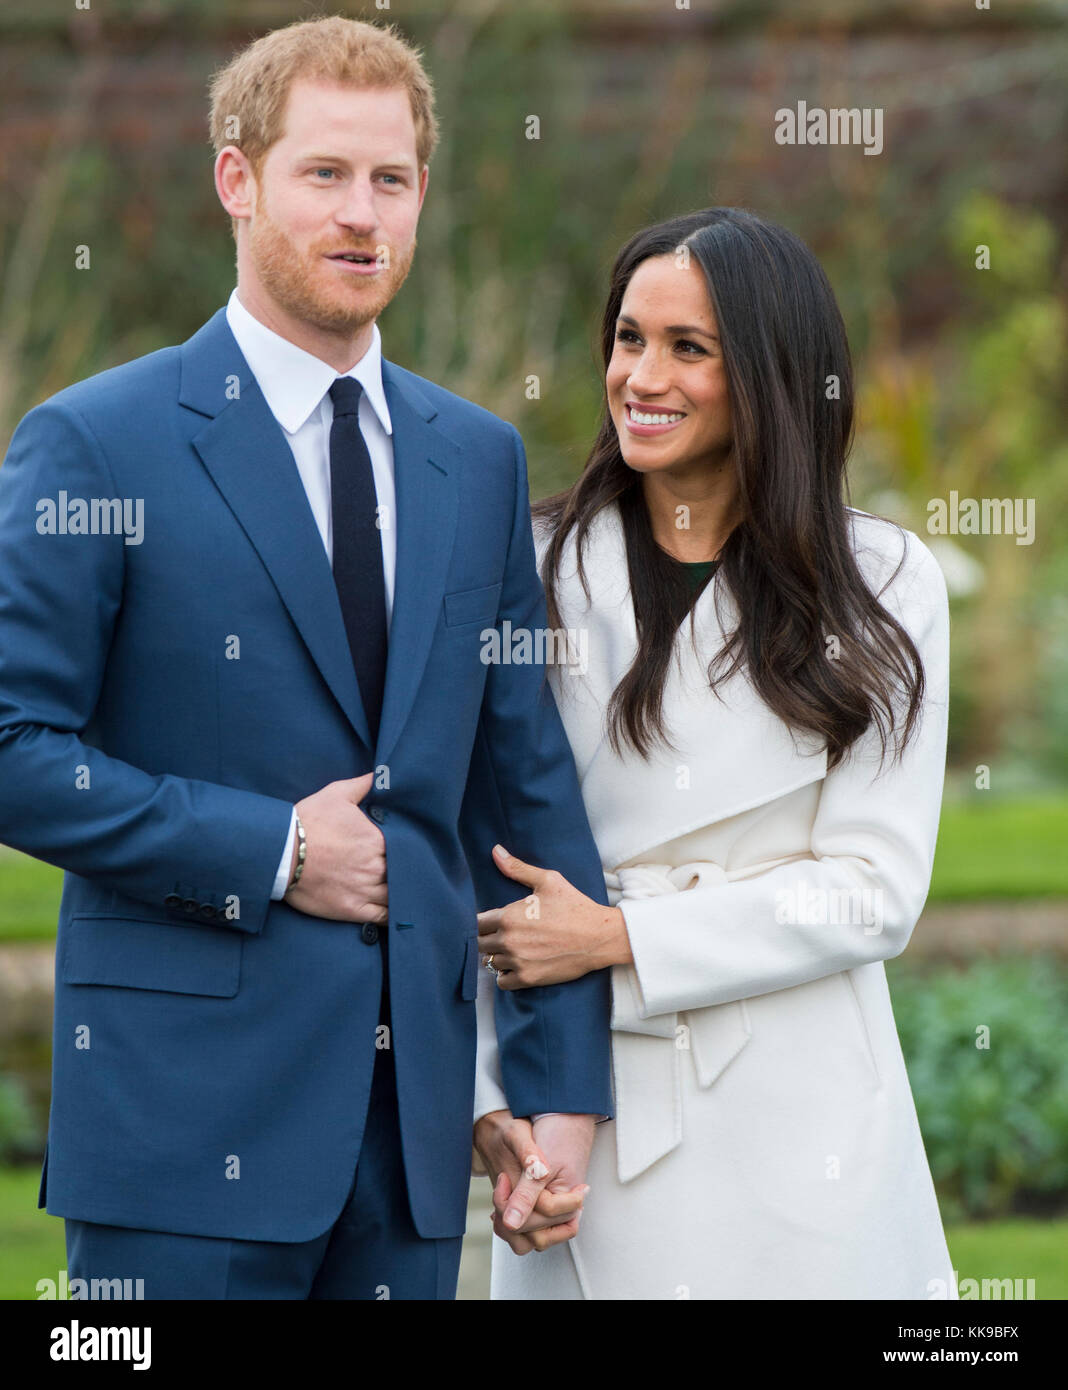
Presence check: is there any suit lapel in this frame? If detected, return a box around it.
[375,360,459,769]
[182,310,374,749]
[179,310,459,765]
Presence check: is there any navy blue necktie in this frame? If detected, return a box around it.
[328,377,388,749]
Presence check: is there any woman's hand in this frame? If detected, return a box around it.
[476,843,632,988]
[472,1109,589,1254]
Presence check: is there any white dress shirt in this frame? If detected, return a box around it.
[223,288,395,898]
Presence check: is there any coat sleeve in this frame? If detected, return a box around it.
[0,399,293,934]
[618,530,950,1018]
[457,425,613,1121]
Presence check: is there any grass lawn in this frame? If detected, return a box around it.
[930,797,1068,901]
[0,1166,63,1300]
[0,1167,1062,1300]
[0,851,62,944]
[945,1218,1067,1300]
[0,796,1066,943]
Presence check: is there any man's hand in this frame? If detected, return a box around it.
[473,1109,590,1255]
[283,773,388,922]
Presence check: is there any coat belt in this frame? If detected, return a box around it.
[604,862,752,1183]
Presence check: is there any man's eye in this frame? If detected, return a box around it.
[313,169,336,179]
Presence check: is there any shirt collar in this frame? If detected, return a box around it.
[225,286,392,437]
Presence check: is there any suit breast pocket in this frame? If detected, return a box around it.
[60,914,242,997]
[443,582,502,629]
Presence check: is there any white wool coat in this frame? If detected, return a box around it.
[474,501,958,1300]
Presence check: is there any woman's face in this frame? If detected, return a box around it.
[606,254,732,479]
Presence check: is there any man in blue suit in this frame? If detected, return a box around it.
[0,17,611,1298]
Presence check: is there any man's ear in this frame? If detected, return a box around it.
[416,163,430,213]
[215,146,257,224]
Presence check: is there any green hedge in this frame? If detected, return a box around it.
[0,1079,36,1165]
[889,955,1068,1222]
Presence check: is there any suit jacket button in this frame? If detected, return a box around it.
[360,923,379,945]
[182,898,199,915]
[198,904,218,920]
[163,894,183,909]
[369,806,385,824]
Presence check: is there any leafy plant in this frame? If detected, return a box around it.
[0,1076,36,1165]
[889,957,1068,1222]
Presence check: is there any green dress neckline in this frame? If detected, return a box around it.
[677,557,718,593]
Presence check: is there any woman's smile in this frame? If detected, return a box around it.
[623,401,688,436]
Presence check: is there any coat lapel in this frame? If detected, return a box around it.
[180,310,459,765]
[540,501,827,867]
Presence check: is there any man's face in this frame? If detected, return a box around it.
[244,79,427,337]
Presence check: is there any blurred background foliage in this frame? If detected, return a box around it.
[892,957,1068,1224]
[0,0,1065,1295]
[0,0,1065,779]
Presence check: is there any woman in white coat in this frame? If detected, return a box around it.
[472,207,956,1300]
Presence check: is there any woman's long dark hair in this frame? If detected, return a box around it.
[535,207,924,770]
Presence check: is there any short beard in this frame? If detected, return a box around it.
[248,191,416,337]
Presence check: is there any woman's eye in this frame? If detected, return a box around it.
[615,328,641,345]
[676,339,706,355]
